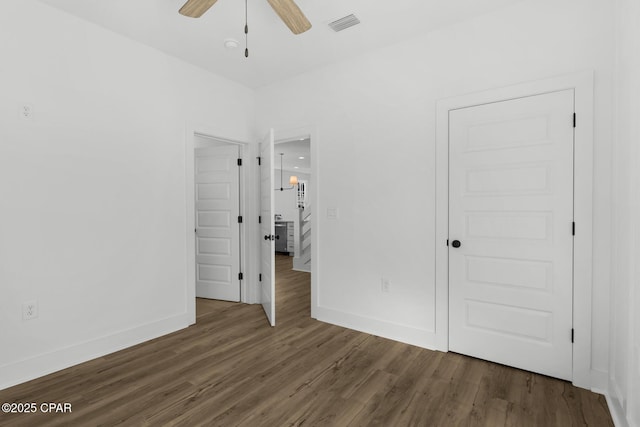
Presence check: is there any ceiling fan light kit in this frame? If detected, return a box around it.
[224,38,239,49]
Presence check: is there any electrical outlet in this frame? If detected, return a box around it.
[22,300,38,320]
[381,278,391,293]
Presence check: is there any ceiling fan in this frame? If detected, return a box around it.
[179,0,312,35]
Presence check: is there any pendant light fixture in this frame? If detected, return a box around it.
[275,153,298,191]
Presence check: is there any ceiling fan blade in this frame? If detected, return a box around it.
[179,0,219,18]
[266,0,312,35]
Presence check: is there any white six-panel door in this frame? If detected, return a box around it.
[448,90,575,380]
[260,130,276,326]
[195,145,241,302]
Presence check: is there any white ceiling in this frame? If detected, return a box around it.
[37,0,523,89]
[275,139,310,174]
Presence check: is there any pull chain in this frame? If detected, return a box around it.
[244,0,249,58]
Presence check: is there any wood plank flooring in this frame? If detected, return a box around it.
[0,254,613,426]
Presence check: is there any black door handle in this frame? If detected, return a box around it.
[451,240,461,248]
[264,235,272,241]
[275,235,280,240]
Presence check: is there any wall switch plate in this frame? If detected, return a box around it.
[381,278,391,293]
[326,208,339,220]
[22,300,38,320]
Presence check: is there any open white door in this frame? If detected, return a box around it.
[260,130,276,326]
[195,145,241,302]
[448,90,575,381]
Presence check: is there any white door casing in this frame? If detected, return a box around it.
[260,130,276,326]
[195,145,241,302]
[448,90,575,381]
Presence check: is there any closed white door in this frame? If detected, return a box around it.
[448,90,575,381]
[260,130,276,326]
[195,145,241,302]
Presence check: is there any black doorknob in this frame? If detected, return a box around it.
[264,235,271,241]
[451,240,461,248]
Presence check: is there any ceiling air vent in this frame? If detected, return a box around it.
[328,14,361,32]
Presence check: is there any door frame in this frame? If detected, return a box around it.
[435,71,594,389]
[185,123,251,324]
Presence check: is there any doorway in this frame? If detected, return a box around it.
[186,130,249,326]
[448,90,575,381]
[193,135,243,302]
[273,136,312,324]
[435,71,594,388]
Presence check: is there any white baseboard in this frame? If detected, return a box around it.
[606,389,630,427]
[590,369,632,426]
[292,258,310,272]
[0,313,190,391]
[314,305,438,350]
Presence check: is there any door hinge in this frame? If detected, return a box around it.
[572,222,575,236]
[237,158,243,166]
[446,239,449,246]
[257,156,262,166]
[259,273,262,282]
[571,328,575,343]
[573,113,576,128]
[238,272,244,281]
[195,228,197,233]
[258,215,262,224]
[238,216,243,224]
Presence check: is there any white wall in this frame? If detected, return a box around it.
[256,0,614,383]
[0,0,255,389]
[609,0,640,424]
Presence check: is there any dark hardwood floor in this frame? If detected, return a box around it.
[0,254,612,426]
